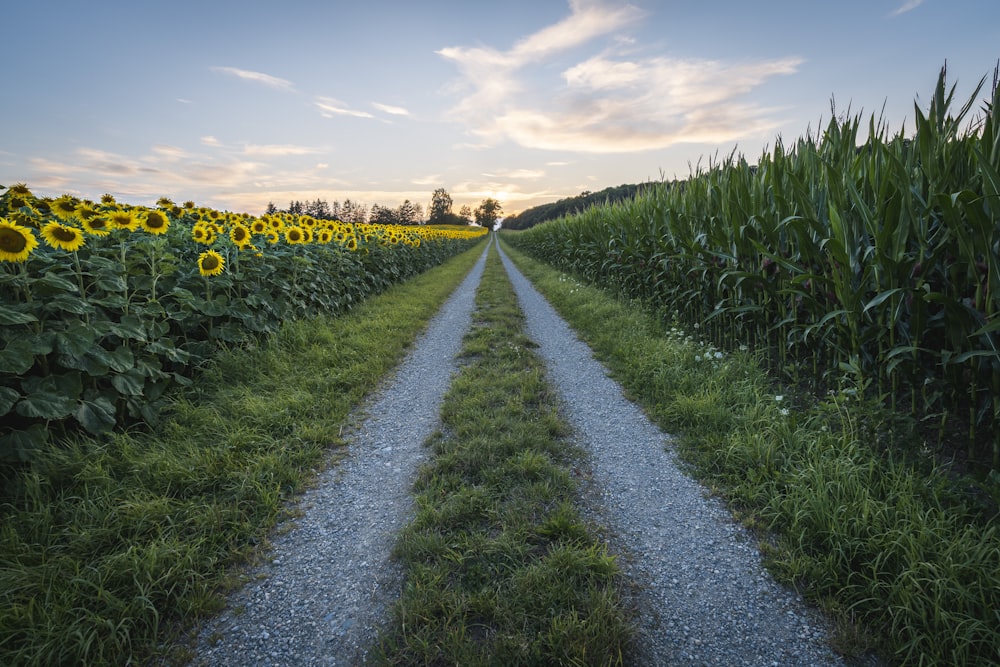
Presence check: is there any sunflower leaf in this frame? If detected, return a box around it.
[0,304,38,325]
[0,386,19,416]
[16,390,76,420]
[75,397,117,434]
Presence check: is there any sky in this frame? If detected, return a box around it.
[2,0,999,218]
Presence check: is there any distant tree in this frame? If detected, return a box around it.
[287,200,304,215]
[369,203,397,225]
[474,198,502,229]
[306,198,331,219]
[340,199,367,224]
[429,188,453,224]
[397,199,419,225]
[458,204,473,223]
[329,200,342,221]
[265,201,279,215]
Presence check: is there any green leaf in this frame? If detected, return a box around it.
[110,368,145,396]
[75,397,116,434]
[110,315,147,342]
[0,305,38,325]
[55,323,97,357]
[15,390,76,420]
[37,271,79,293]
[0,341,36,374]
[0,386,19,416]
[107,345,135,373]
[0,424,48,463]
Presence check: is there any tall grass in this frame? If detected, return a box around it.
[507,64,1000,471]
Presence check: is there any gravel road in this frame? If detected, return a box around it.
[189,240,490,666]
[497,242,847,666]
[190,236,852,666]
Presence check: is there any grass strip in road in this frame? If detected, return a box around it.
[0,240,487,667]
[500,238,1000,667]
[377,243,631,665]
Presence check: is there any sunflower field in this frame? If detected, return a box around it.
[0,186,486,463]
[506,66,1000,472]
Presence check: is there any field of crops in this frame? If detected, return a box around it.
[0,186,486,463]
[508,67,1000,472]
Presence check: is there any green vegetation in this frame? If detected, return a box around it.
[377,243,631,666]
[500,240,1000,665]
[506,65,1000,471]
[502,183,650,230]
[0,241,487,667]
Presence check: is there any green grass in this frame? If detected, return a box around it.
[376,242,631,666]
[500,238,1000,666]
[0,239,487,667]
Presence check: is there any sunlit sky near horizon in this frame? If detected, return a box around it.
[2,0,998,218]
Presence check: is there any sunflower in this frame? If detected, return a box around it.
[81,215,112,236]
[284,225,305,244]
[140,209,170,235]
[301,227,314,244]
[269,217,284,232]
[183,201,196,210]
[107,209,139,231]
[250,218,268,235]
[316,229,333,244]
[40,221,86,251]
[345,235,358,252]
[197,249,225,276]
[191,223,216,245]
[50,195,80,221]
[265,230,280,244]
[156,196,174,208]
[0,218,38,262]
[7,183,32,197]
[100,193,117,205]
[229,222,252,248]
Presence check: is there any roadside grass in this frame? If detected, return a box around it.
[500,239,1000,667]
[376,242,631,665]
[0,240,487,667]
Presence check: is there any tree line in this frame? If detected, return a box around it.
[264,188,502,227]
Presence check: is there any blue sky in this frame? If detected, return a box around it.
[2,0,998,217]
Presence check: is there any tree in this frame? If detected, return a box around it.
[369,203,397,225]
[474,198,502,229]
[458,204,473,224]
[397,199,419,225]
[429,188,453,224]
[265,201,279,215]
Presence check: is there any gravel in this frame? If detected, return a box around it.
[189,241,489,667]
[189,236,853,666]
[496,242,848,666]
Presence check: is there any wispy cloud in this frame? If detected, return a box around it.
[890,0,924,16]
[211,66,295,91]
[201,136,222,147]
[243,144,323,157]
[411,174,443,186]
[438,0,801,153]
[372,102,411,116]
[315,97,375,119]
[483,168,546,179]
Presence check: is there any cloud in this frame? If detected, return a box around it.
[201,136,223,147]
[211,66,295,90]
[243,144,323,157]
[411,174,443,186]
[483,168,546,179]
[151,145,190,161]
[315,97,375,119]
[372,102,411,116]
[438,0,802,153]
[890,0,924,16]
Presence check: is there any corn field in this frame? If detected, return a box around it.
[508,66,1000,471]
[0,188,487,462]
